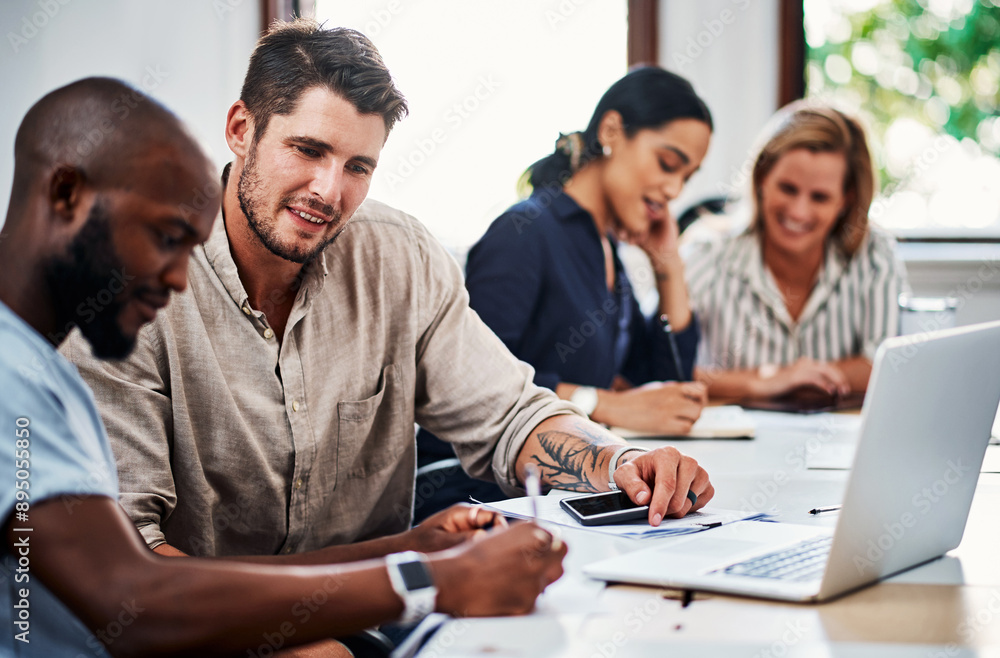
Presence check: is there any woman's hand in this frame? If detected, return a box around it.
[592,381,708,435]
[752,358,850,399]
[634,209,683,274]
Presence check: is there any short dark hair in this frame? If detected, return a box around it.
[240,19,408,141]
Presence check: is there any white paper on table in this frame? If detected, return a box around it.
[480,491,766,538]
[612,405,756,440]
[806,442,857,470]
[744,410,862,436]
[808,443,1000,472]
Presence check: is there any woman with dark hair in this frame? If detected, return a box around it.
[685,103,909,399]
[464,67,713,434]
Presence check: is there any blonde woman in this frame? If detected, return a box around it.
[685,105,909,399]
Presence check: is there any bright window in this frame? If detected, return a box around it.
[316,1,628,254]
[805,0,1000,239]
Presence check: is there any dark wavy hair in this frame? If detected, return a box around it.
[240,18,408,142]
[524,67,713,190]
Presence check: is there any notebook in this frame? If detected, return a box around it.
[584,320,1000,602]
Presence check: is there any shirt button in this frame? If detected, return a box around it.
[242,304,252,316]
[294,478,303,490]
[283,547,292,554]
[263,328,274,339]
[292,400,300,412]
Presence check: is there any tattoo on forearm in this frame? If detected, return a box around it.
[534,421,620,492]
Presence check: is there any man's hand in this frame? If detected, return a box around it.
[400,503,508,553]
[593,381,707,434]
[431,522,566,617]
[613,446,714,526]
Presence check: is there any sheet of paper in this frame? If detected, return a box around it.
[611,405,756,440]
[806,442,857,470]
[481,491,765,538]
[808,443,1000,472]
[744,409,862,435]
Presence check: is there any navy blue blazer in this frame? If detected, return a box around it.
[465,187,698,391]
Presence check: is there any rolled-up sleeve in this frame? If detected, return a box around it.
[413,231,583,495]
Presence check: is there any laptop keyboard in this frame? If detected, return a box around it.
[711,536,832,582]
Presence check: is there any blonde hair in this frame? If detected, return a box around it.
[750,105,875,258]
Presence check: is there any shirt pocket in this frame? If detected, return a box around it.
[338,363,401,480]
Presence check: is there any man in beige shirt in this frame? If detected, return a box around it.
[63,20,714,564]
[7,76,562,658]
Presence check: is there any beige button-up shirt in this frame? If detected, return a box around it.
[62,198,579,557]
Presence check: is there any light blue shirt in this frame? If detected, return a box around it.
[0,301,117,657]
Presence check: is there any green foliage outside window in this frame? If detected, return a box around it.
[806,0,1000,236]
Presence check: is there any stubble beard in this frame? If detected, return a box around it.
[237,143,346,265]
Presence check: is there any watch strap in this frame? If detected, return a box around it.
[385,551,437,624]
[607,445,649,491]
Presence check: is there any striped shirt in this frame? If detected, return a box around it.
[684,227,909,371]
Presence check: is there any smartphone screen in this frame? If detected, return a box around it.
[559,491,650,526]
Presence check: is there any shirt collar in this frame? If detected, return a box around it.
[725,231,847,330]
[542,186,614,246]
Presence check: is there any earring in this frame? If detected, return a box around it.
[602,144,612,157]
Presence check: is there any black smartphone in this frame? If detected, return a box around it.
[559,491,650,526]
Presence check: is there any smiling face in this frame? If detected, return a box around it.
[234,86,385,264]
[758,148,848,262]
[600,118,711,243]
[45,143,218,357]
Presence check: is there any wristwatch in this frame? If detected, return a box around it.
[608,445,649,491]
[385,551,437,624]
[570,386,599,416]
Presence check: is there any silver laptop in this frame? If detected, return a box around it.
[584,320,1000,602]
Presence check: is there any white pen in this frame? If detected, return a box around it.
[525,462,541,520]
[524,463,563,551]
